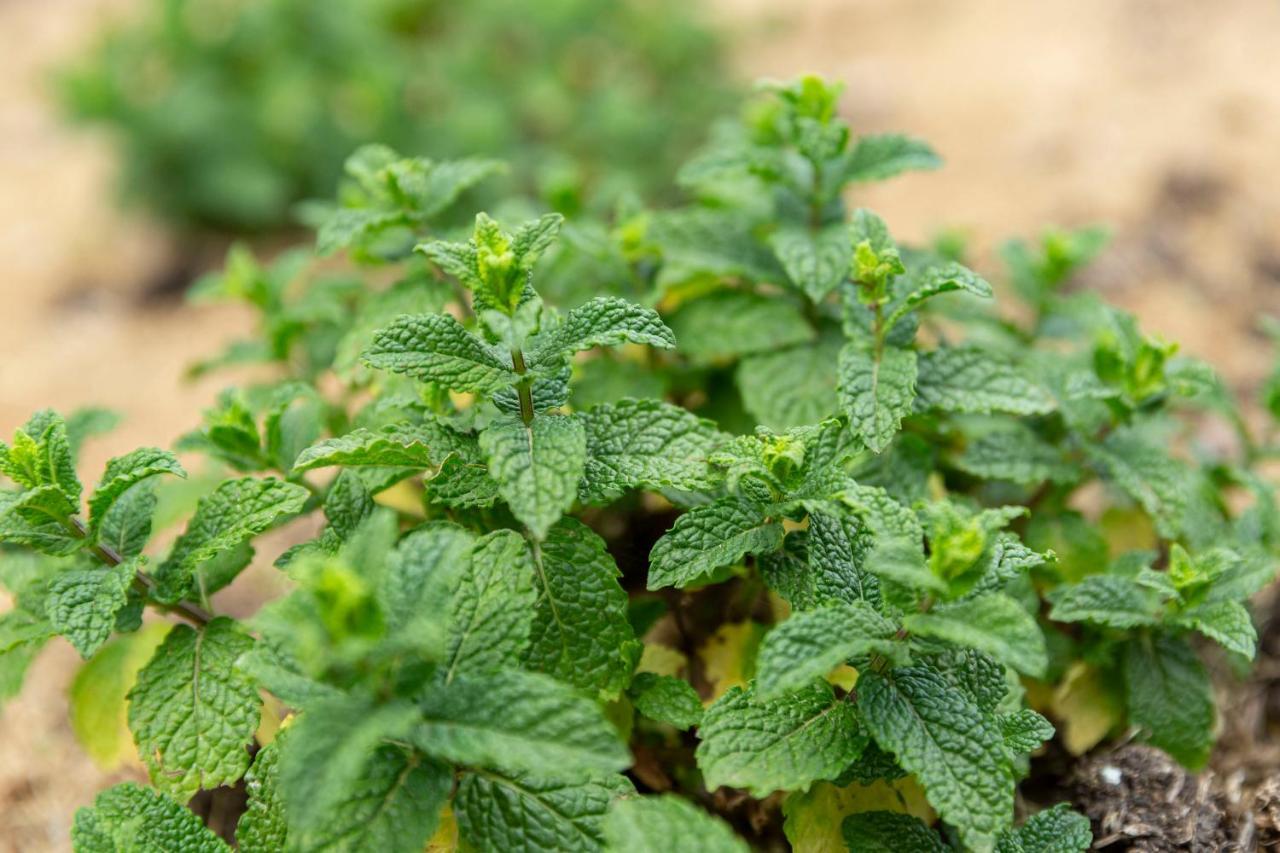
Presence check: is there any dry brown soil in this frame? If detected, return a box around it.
[5,0,1280,848]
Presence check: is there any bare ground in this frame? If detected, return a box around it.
[5,0,1280,848]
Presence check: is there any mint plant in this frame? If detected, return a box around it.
[5,71,1278,851]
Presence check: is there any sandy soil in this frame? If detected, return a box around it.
[5,0,1280,848]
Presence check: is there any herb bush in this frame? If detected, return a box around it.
[56,0,734,234]
[3,74,1277,850]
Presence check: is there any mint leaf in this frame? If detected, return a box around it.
[480,414,586,539]
[905,594,1048,677]
[915,348,1055,416]
[127,617,261,800]
[696,682,866,796]
[237,738,286,853]
[770,225,850,302]
[844,133,942,183]
[604,795,749,853]
[754,601,898,699]
[578,399,723,505]
[72,783,228,852]
[46,562,135,659]
[97,481,158,560]
[996,803,1092,853]
[444,530,536,682]
[1047,576,1162,629]
[860,665,1013,852]
[414,670,630,778]
[525,520,638,698]
[998,709,1055,757]
[953,426,1075,486]
[838,343,917,454]
[738,337,841,430]
[380,522,475,643]
[1175,600,1257,660]
[647,497,782,590]
[884,262,993,331]
[531,297,675,364]
[363,313,519,393]
[455,771,633,853]
[841,811,948,853]
[1123,633,1214,768]
[667,290,814,364]
[1087,429,1189,538]
[153,477,308,602]
[628,673,704,730]
[293,422,473,472]
[87,448,184,537]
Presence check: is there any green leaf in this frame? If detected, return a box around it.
[885,262,993,331]
[696,681,866,796]
[1047,576,1163,629]
[995,803,1092,853]
[362,313,519,394]
[526,520,639,698]
[97,481,158,560]
[738,336,842,430]
[953,426,1075,486]
[380,522,475,643]
[859,665,1013,852]
[647,497,782,590]
[843,133,942,183]
[841,811,949,853]
[152,477,308,602]
[126,617,261,800]
[998,709,1055,757]
[754,602,899,699]
[480,414,586,540]
[413,669,630,778]
[578,399,724,505]
[455,771,634,853]
[603,795,749,853]
[770,225,850,302]
[87,448,185,536]
[838,343,918,454]
[293,422,472,472]
[278,696,426,834]
[1123,633,1214,768]
[1175,600,1257,660]
[666,289,814,364]
[531,297,676,364]
[71,783,229,852]
[1087,429,1190,538]
[628,673,703,730]
[0,484,83,554]
[444,530,536,682]
[69,622,171,770]
[914,348,1055,416]
[1,411,82,503]
[46,562,136,659]
[904,594,1048,677]
[237,738,286,853]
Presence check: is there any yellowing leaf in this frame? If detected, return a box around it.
[638,643,687,678]
[1051,661,1123,755]
[783,777,934,853]
[697,621,765,703]
[69,621,172,770]
[1099,507,1157,555]
[826,664,859,692]
[427,805,458,852]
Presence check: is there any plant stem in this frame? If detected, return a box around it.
[65,516,213,627]
[510,348,535,426]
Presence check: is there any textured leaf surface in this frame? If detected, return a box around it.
[414,670,629,778]
[995,803,1092,853]
[87,448,185,536]
[126,618,260,800]
[738,337,841,430]
[905,594,1048,677]
[97,481,158,560]
[953,427,1075,486]
[363,313,518,393]
[859,666,1013,852]
[841,811,948,853]
[838,344,918,453]
[237,738,286,853]
[153,478,307,602]
[647,497,782,590]
[754,602,898,699]
[46,562,135,659]
[455,771,633,853]
[1123,633,1214,768]
[444,530,536,681]
[1087,429,1189,538]
[1046,576,1162,629]
[71,783,228,852]
[531,297,675,363]
[1175,600,1257,660]
[480,414,586,539]
[667,289,814,364]
[770,225,850,302]
[293,422,473,472]
[628,673,703,730]
[603,795,748,853]
[578,400,723,504]
[696,682,866,796]
[525,520,638,697]
[914,348,1055,416]
[844,133,942,183]
[998,709,1055,756]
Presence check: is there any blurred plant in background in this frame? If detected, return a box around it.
[56,0,736,235]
